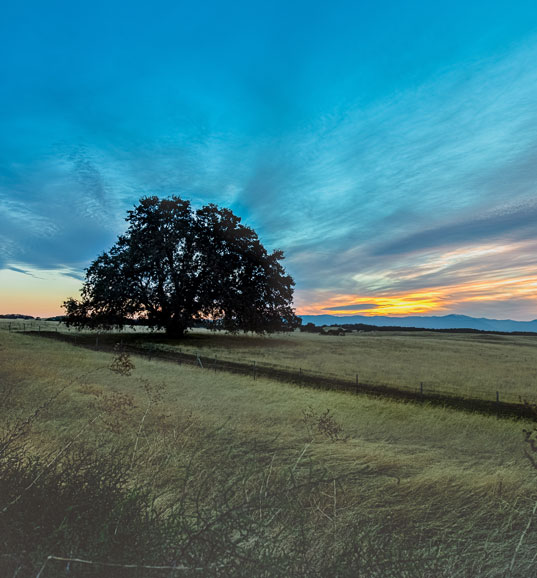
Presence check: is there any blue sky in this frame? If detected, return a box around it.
[2,0,537,319]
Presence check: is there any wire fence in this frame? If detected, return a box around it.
[6,325,537,421]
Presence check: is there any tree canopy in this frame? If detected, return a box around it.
[63,196,299,337]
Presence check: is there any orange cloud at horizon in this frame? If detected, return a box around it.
[295,274,537,318]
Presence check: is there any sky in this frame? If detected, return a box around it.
[2,0,537,320]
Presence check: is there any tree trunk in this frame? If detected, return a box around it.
[165,318,186,339]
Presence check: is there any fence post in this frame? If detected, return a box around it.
[96,336,99,348]
[8,322,10,332]
[214,356,217,373]
[356,373,359,386]
[420,382,423,395]
[496,391,500,403]
[253,360,256,380]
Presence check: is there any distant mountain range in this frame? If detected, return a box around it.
[299,314,537,333]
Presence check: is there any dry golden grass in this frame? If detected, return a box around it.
[6,319,537,402]
[0,331,537,575]
[140,328,537,403]
[0,326,533,485]
[3,325,537,575]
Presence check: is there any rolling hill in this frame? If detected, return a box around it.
[299,313,537,333]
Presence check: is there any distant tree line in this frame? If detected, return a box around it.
[300,321,537,337]
[0,314,66,321]
[299,323,346,336]
[0,314,36,320]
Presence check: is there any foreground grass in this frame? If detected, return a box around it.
[2,329,537,576]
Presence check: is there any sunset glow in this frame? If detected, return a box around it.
[0,268,82,318]
[296,274,537,319]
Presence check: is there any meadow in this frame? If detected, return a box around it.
[9,319,537,404]
[2,324,537,576]
[137,327,537,404]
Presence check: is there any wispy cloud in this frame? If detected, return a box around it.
[0,147,122,271]
[373,200,537,257]
[7,265,42,278]
[322,303,378,311]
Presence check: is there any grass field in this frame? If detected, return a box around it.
[2,327,537,576]
[140,328,537,404]
[6,320,537,403]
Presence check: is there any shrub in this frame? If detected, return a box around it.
[302,406,349,442]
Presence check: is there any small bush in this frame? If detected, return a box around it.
[302,406,349,442]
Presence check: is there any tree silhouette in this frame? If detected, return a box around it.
[63,196,299,337]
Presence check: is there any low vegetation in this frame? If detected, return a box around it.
[2,327,537,575]
[10,319,537,404]
[135,327,537,403]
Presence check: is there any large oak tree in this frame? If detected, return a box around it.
[63,196,299,337]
